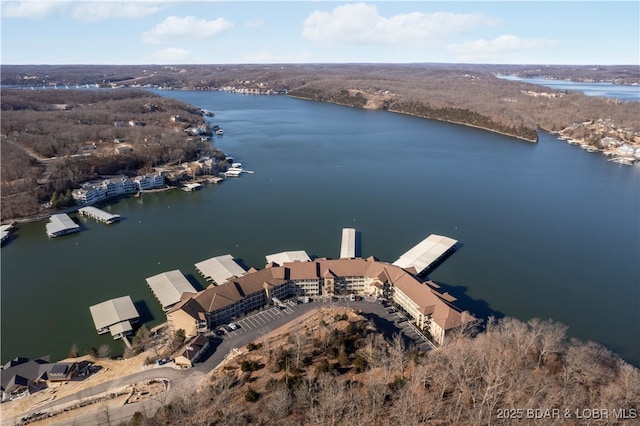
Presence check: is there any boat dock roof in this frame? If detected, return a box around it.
[392,234,458,275]
[265,250,311,265]
[46,213,80,238]
[195,254,247,285]
[78,206,121,223]
[146,270,198,311]
[89,296,139,338]
[340,228,356,259]
[183,183,202,191]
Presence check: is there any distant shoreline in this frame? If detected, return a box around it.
[286,93,539,143]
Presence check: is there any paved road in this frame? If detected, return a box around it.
[9,297,433,425]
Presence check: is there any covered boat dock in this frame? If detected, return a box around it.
[195,254,247,285]
[392,234,458,275]
[146,270,198,311]
[78,206,121,224]
[265,250,311,265]
[89,296,140,340]
[340,228,357,259]
[46,214,80,238]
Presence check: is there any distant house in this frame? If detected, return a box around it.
[73,176,138,206]
[133,173,165,191]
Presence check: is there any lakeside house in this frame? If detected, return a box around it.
[167,252,473,346]
[72,173,165,206]
[0,357,79,402]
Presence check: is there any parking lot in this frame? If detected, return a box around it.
[212,296,436,352]
[220,303,297,337]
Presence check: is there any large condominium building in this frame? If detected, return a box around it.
[72,173,164,206]
[167,256,474,346]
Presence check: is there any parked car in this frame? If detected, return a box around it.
[156,358,172,366]
[228,322,238,330]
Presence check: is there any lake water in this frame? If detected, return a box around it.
[2,91,638,366]
[497,75,640,102]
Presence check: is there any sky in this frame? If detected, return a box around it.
[1,1,638,65]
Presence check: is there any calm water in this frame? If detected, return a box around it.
[2,91,639,366]
[498,75,640,102]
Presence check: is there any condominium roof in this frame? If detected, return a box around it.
[195,254,247,285]
[392,234,458,274]
[340,228,356,258]
[89,296,139,331]
[46,213,80,237]
[146,270,198,310]
[265,250,310,265]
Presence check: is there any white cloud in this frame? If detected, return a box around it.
[1,1,70,19]
[447,34,559,61]
[141,15,234,44]
[149,47,194,63]
[70,2,166,22]
[302,2,500,46]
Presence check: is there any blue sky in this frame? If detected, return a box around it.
[1,1,638,65]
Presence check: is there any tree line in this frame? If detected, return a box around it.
[133,312,639,426]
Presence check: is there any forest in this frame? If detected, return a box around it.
[1,88,224,221]
[130,308,639,426]
[3,63,638,143]
[1,63,638,222]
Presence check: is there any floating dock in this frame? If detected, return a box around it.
[392,234,458,275]
[46,214,81,238]
[340,228,356,259]
[78,206,121,224]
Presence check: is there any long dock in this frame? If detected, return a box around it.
[78,206,121,224]
[392,234,457,275]
[340,228,357,258]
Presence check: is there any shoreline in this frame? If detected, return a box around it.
[3,186,175,225]
[286,93,538,143]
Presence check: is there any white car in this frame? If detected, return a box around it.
[228,322,238,330]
